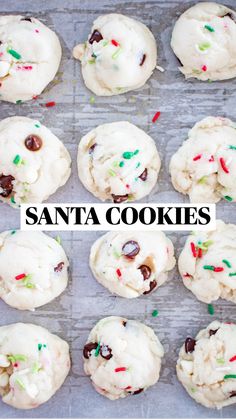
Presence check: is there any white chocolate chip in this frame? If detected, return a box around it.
[0,354,10,367]
[0,372,9,387]
[180,360,194,374]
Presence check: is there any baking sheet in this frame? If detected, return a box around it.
[0,0,236,417]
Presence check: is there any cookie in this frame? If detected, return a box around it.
[77,121,160,202]
[177,320,236,409]
[0,322,70,409]
[90,231,175,298]
[171,2,236,81]
[0,116,71,207]
[73,13,157,95]
[0,15,61,103]
[169,116,236,203]
[83,316,164,400]
[0,230,69,310]
[179,220,236,304]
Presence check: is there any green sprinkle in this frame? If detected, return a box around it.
[112,47,122,59]
[10,196,16,204]
[119,161,124,167]
[192,68,201,75]
[224,195,233,202]
[208,304,214,315]
[16,100,22,104]
[203,265,214,271]
[113,248,121,259]
[222,259,232,268]
[94,342,101,357]
[32,362,41,373]
[229,273,236,277]
[56,235,61,245]
[88,58,96,64]
[198,176,207,184]
[35,123,41,128]
[204,24,215,32]
[123,151,133,159]
[216,358,225,365]
[133,149,139,156]
[15,378,25,390]
[191,387,196,393]
[198,42,211,51]
[229,145,236,150]
[108,169,116,177]
[103,40,109,47]
[224,374,236,380]
[38,343,47,351]
[136,162,141,168]
[8,49,21,60]
[197,240,213,250]
[11,230,16,235]
[152,310,159,317]
[8,354,27,363]
[90,96,95,104]
[113,161,119,168]
[13,154,22,165]
[91,53,97,59]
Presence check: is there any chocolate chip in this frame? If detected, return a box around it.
[139,168,148,181]
[21,17,32,22]
[100,344,113,360]
[122,240,140,258]
[89,143,97,154]
[224,12,236,23]
[128,388,144,395]
[209,329,219,336]
[139,265,151,280]
[122,321,127,327]
[112,194,129,203]
[83,342,98,359]
[54,262,65,272]
[143,280,157,295]
[25,135,42,151]
[185,337,196,353]
[0,175,15,197]
[230,391,236,398]
[89,30,103,44]
[139,54,146,66]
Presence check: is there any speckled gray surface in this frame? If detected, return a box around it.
[0,0,236,417]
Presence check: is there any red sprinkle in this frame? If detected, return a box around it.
[152,111,161,123]
[45,101,56,108]
[202,65,207,72]
[15,273,26,280]
[229,355,236,362]
[209,155,215,162]
[13,363,19,368]
[183,273,192,278]
[111,39,119,47]
[35,29,39,33]
[116,268,122,278]
[190,242,197,258]
[193,154,202,161]
[213,267,224,272]
[115,367,126,373]
[22,65,33,70]
[219,157,229,174]
[32,95,39,100]
[126,184,130,189]
[125,386,132,390]
[198,248,203,258]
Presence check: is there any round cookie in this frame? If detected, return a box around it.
[83,316,164,400]
[179,220,236,304]
[0,323,70,409]
[177,320,236,409]
[90,231,176,298]
[0,116,71,207]
[77,121,160,202]
[169,116,236,203]
[73,13,157,96]
[0,15,61,103]
[171,2,236,81]
[0,230,69,310]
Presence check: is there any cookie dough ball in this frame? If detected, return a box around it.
[169,116,236,203]
[177,320,236,409]
[171,2,236,81]
[73,13,157,95]
[83,316,164,400]
[0,116,71,207]
[0,230,69,310]
[77,121,160,202]
[0,323,70,409]
[90,231,175,298]
[179,220,236,304]
[0,15,62,103]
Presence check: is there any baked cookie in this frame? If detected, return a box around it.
[171,2,236,81]
[177,320,236,409]
[179,220,236,304]
[169,116,236,203]
[77,121,160,202]
[73,13,157,95]
[0,323,70,409]
[0,116,71,207]
[83,316,164,400]
[90,231,175,298]
[0,15,61,103]
[0,230,69,310]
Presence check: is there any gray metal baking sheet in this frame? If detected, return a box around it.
[0,0,236,417]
